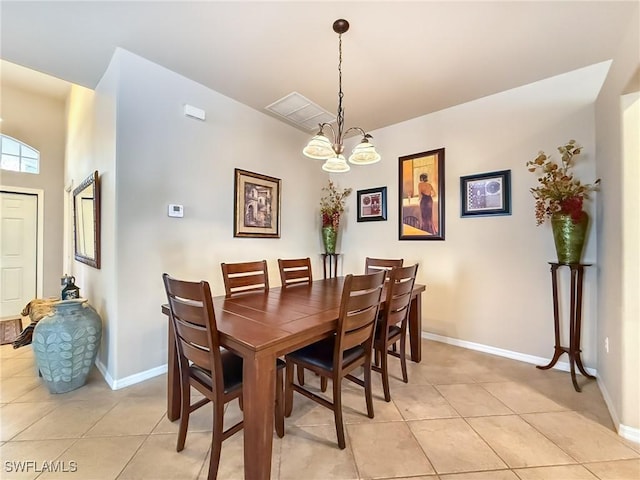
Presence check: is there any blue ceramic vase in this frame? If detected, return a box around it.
[32,299,102,394]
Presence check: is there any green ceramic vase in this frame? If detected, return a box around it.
[551,211,589,264]
[322,226,338,254]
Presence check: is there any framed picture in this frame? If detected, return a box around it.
[357,186,387,222]
[233,169,281,238]
[398,148,445,240]
[460,169,511,217]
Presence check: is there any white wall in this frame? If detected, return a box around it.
[1,84,66,297]
[67,49,324,383]
[339,62,609,368]
[595,4,640,438]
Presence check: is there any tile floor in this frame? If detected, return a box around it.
[1,338,639,479]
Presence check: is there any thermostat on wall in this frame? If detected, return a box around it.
[168,204,184,218]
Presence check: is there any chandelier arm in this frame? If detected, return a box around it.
[319,123,337,143]
[344,127,368,139]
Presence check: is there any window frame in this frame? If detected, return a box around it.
[1,134,40,174]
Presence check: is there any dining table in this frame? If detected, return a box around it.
[161,276,425,480]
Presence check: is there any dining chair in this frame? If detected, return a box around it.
[364,257,404,274]
[373,263,419,402]
[278,257,313,287]
[162,273,284,479]
[221,260,269,297]
[284,270,386,449]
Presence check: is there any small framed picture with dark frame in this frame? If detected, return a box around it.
[233,168,281,238]
[460,169,511,217]
[357,186,387,222]
[399,148,445,240]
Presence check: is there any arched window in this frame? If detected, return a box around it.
[1,134,40,174]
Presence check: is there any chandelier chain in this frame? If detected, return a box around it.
[337,32,344,143]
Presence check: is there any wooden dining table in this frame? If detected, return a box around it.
[161,276,425,480]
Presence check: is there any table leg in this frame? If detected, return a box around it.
[243,353,275,480]
[408,294,422,363]
[167,319,180,421]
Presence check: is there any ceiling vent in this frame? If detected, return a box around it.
[266,92,335,132]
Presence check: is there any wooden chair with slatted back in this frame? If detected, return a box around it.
[278,258,313,287]
[221,260,269,297]
[162,273,284,479]
[278,257,314,386]
[373,263,419,402]
[284,270,386,449]
[364,257,404,275]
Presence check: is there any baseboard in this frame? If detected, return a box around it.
[422,331,597,376]
[95,359,167,390]
[597,376,640,445]
[618,424,640,444]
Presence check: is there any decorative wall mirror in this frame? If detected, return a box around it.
[73,170,101,269]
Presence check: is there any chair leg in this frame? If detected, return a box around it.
[363,360,375,419]
[208,400,225,480]
[275,367,285,438]
[320,376,328,392]
[297,365,305,386]
[380,344,391,402]
[399,332,408,383]
[177,374,190,451]
[285,360,295,417]
[332,377,346,449]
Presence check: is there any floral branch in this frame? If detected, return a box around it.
[526,140,600,225]
[320,180,352,229]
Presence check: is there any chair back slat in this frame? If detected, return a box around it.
[335,270,386,364]
[173,318,209,351]
[170,301,207,327]
[278,258,313,286]
[221,260,269,297]
[181,340,213,367]
[162,274,225,395]
[365,257,404,275]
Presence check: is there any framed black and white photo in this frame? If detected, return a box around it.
[357,186,387,222]
[234,169,281,238]
[460,169,511,217]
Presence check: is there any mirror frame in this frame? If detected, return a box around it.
[73,170,101,269]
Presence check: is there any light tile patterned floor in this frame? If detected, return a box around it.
[1,339,638,479]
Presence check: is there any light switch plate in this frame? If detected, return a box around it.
[168,204,184,218]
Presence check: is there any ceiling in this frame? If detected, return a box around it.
[1,1,637,133]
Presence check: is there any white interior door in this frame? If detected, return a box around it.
[0,191,38,316]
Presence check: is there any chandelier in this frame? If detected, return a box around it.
[303,19,381,173]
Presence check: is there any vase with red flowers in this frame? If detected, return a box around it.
[527,140,600,264]
[320,180,352,254]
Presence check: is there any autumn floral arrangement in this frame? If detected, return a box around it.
[526,140,600,225]
[320,180,352,229]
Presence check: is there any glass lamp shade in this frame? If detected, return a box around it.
[303,134,334,160]
[322,155,351,173]
[348,140,381,165]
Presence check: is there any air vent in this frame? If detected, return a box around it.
[266,92,335,131]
